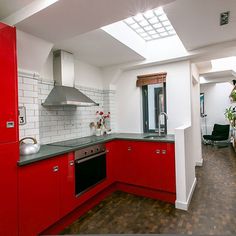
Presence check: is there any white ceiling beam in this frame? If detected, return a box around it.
[2,0,59,26]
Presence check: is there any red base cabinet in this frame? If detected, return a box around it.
[106,141,176,193]
[19,157,61,236]
[18,153,77,236]
[19,140,175,236]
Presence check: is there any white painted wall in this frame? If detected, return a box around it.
[191,64,203,166]
[115,60,191,133]
[17,30,53,74]
[74,60,104,89]
[200,82,233,134]
[40,52,105,90]
[175,124,196,210]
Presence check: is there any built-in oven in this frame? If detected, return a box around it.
[74,143,106,196]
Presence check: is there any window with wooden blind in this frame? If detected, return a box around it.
[137,73,167,133]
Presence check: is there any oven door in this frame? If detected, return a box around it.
[75,151,106,196]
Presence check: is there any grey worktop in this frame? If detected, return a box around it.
[18,133,175,166]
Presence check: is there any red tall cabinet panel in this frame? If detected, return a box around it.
[0,23,19,236]
[0,22,18,143]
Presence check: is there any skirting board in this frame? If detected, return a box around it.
[175,177,197,211]
[196,159,203,166]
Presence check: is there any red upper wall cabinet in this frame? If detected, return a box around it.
[0,22,19,144]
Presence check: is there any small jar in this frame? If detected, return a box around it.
[96,128,101,136]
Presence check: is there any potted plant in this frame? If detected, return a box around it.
[90,111,111,136]
[224,106,236,128]
[230,90,236,101]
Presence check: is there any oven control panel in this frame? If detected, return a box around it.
[74,143,106,160]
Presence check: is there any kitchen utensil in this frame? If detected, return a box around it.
[19,137,40,155]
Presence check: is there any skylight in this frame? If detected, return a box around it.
[123,7,176,42]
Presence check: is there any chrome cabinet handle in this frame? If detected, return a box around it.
[155,150,160,154]
[53,166,59,172]
[69,161,74,166]
[162,150,167,155]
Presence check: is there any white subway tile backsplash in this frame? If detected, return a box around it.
[18,75,116,144]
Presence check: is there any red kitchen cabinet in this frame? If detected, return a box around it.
[0,143,19,236]
[133,141,163,190]
[134,141,176,193]
[60,152,77,217]
[112,140,136,185]
[19,153,78,236]
[106,140,175,194]
[0,23,18,144]
[160,143,176,193]
[105,141,116,183]
[18,157,61,236]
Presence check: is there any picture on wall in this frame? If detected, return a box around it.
[200,93,204,116]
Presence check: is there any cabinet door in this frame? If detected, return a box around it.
[160,143,176,193]
[106,141,116,183]
[114,140,135,184]
[0,142,18,236]
[60,153,77,217]
[19,157,61,236]
[0,23,18,144]
[134,141,163,189]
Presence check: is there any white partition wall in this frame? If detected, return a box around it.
[175,124,196,210]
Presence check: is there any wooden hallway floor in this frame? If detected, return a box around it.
[60,145,236,235]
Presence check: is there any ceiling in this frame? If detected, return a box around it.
[55,29,145,67]
[13,0,174,42]
[164,0,236,50]
[200,70,236,84]
[0,0,34,19]
[1,0,236,68]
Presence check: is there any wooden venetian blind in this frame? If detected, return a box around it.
[136,72,167,87]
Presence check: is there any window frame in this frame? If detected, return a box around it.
[142,83,167,133]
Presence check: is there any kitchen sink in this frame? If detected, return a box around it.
[144,134,167,139]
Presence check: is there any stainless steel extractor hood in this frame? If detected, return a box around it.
[42,50,98,107]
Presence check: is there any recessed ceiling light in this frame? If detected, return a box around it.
[160,32,168,37]
[152,34,160,39]
[165,25,173,31]
[125,18,135,24]
[154,7,164,16]
[149,17,159,24]
[139,20,149,26]
[157,28,165,33]
[144,36,152,41]
[144,26,153,31]
[148,30,156,35]
[134,13,144,22]
[162,21,171,26]
[144,10,154,19]
[131,23,139,29]
[159,14,168,21]
[136,28,145,33]
[153,23,162,28]
[123,7,176,42]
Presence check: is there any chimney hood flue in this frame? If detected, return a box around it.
[42,50,98,107]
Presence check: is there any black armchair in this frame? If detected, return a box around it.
[203,124,230,146]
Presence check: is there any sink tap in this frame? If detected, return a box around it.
[158,112,168,136]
